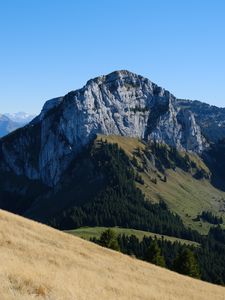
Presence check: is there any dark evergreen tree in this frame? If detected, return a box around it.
[200,211,223,225]
[99,229,120,251]
[145,240,165,267]
[173,248,200,279]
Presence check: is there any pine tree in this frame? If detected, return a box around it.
[145,240,165,267]
[173,248,200,278]
[99,229,120,251]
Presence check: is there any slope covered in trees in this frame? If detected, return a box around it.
[100,135,225,233]
[1,135,224,234]
[47,140,201,243]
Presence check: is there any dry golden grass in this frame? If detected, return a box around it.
[0,209,225,300]
[97,134,145,157]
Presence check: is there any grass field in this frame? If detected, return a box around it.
[1,209,225,300]
[67,226,199,246]
[98,135,225,234]
[140,169,225,234]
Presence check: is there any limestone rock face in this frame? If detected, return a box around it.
[177,99,225,143]
[0,70,208,186]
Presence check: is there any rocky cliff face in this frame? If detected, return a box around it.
[177,99,225,143]
[0,70,208,186]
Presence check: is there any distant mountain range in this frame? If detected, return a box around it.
[0,112,35,137]
[4,112,36,124]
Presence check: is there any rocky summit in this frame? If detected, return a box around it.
[0,70,214,186]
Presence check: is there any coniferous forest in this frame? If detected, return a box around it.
[49,141,201,242]
[91,226,225,285]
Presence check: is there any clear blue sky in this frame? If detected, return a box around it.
[0,0,224,114]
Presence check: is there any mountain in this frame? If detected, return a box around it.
[0,70,225,225]
[0,112,36,137]
[95,136,225,234]
[0,70,209,187]
[1,209,225,300]
[177,99,225,143]
[0,114,20,137]
[4,111,36,124]
[0,71,225,224]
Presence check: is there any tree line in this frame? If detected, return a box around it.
[91,227,225,285]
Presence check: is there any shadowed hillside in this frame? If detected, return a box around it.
[0,209,225,300]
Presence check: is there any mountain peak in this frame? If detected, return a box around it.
[86,70,148,86]
[104,69,142,80]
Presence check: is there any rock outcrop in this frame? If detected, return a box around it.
[177,99,225,143]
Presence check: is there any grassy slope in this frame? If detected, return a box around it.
[67,226,199,246]
[0,209,225,300]
[98,135,225,234]
[140,169,225,234]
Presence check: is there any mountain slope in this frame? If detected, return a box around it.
[177,99,225,142]
[100,135,225,234]
[1,134,223,237]
[0,209,224,300]
[0,135,210,239]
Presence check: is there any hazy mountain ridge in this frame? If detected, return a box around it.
[0,112,35,137]
[5,112,36,124]
[0,114,20,137]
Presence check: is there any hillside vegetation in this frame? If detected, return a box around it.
[68,226,199,246]
[1,135,224,235]
[99,135,225,233]
[0,209,225,300]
